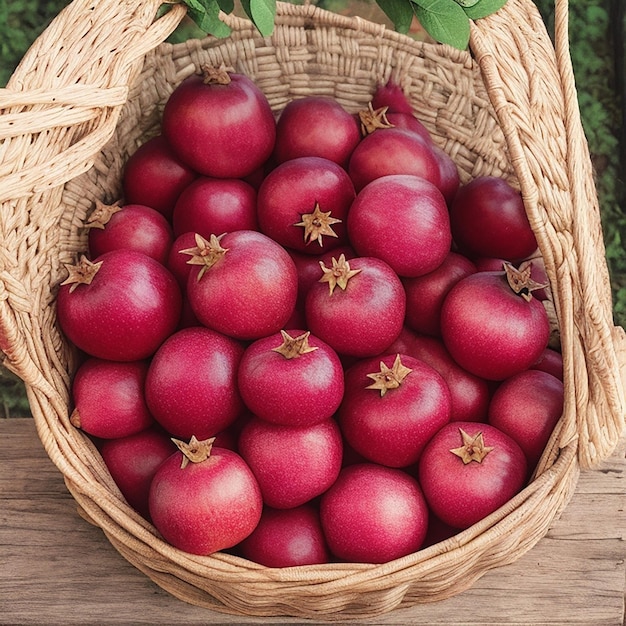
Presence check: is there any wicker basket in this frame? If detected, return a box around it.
[1,0,625,619]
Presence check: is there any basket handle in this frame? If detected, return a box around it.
[0,0,186,205]
[0,0,186,395]
[552,0,626,458]
[469,0,626,467]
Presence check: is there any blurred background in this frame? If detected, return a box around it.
[1,0,624,417]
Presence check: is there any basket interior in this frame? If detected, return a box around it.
[63,12,517,235]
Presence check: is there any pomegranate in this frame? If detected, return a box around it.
[488,369,564,471]
[347,174,451,278]
[57,249,182,361]
[172,176,258,238]
[86,201,173,265]
[449,176,538,261]
[368,80,433,145]
[122,134,197,219]
[403,251,476,337]
[440,262,550,380]
[70,357,153,439]
[274,96,361,167]
[338,353,451,467]
[320,463,429,563]
[238,416,343,509]
[418,421,528,529]
[145,326,245,440]
[149,436,263,555]
[371,78,415,115]
[257,156,355,254]
[238,330,344,427]
[304,254,406,357]
[183,230,298,340]
[100,427,176,519]
[530,347,563,381]
[386,329,490,423]
[348,127,441,192]
[162,65,276,178]
[238,504,330,567]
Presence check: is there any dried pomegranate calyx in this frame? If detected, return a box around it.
[319,253,362,295]
[358,102,394,135]
[200,64,231,85]
[366,354,413,397]
[272,330,319,359]
[504,261,548,302]
[294,202,342,247]
[69,408,81,429]
[172,435,216,469]
[450,428,494,464]
[180,233,229,280]
[85,199,122,229]
[61,255,104,293]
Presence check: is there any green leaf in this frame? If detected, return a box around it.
[241,0,277,37]
[185,0,232,37]
[376,0,415,34]
[462,0,507,20]
[216,0,235,15]
[411,0,470,49]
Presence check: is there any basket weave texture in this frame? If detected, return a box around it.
[1,0,625,619]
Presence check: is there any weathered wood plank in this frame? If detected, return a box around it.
[1,418,624,626]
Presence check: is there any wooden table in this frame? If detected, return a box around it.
[1,417,624,625]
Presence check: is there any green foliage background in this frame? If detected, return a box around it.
[0,0,624,416]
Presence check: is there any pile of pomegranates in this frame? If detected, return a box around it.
[58,65,565,566]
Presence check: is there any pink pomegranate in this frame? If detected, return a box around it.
[145,326,245,440]
[419,421,528,529]
[348,128,441,192]
[385,329,490,423]
[338,353,451,467]
[56,249,182,361]
[162,66,276,179]
[183,230,298,340]
[256,156,355,255]
[100,428,176,520]
[122,134,197,219]
[347,174,451,278]
[71,357,153,439]
[440,263,550,380]
[305,254,406,357]
[403,251,476,337]
[238,504,330,567]
[274,96,361,167]
[86,201,173,265]
[149,437,263,555]
[238,416,343,509]
[488,369,564,471]
[172,176,258,238]
[238,329,344,427]
[320,463,429,563]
